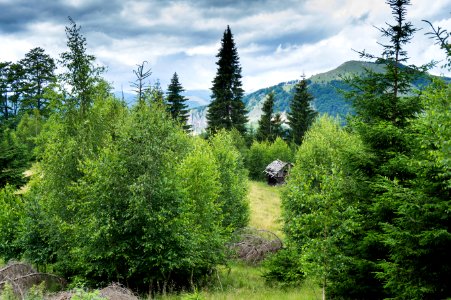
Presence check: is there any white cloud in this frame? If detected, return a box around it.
[0,0,449,94]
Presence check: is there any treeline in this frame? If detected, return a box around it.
[265,1,451,299]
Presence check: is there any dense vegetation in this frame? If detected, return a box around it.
[0,19,249,294]
[1,1,450,299]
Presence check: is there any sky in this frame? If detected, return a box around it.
[1,0,450,96]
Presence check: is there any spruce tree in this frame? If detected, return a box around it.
[256,92,275,141]
[287,76,317,145]
[207,26,248,134]
[332,1,433,298]
[166,72,191,131]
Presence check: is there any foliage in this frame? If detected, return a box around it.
[375,79,451,299]
[166,72,190,131]
[210,130,249,231]
[59,17,104,117]
[176,137,226,271]
[281,116,367,298]
[19,47,56,116]
[262,248,304,285]
[246,138,294,181]
[256,92,276,141]
[0,128,29,188]
[207,26,248,134]
[287,77,317,145]
[0,185,25,261]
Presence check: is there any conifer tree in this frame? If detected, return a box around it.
[19,47,56,116]
[256,92,275,141]
[333,1,432,298]
[166,72,191,131]
[287,76,317,145]
[207,26,248,134]
[271,113,285,140]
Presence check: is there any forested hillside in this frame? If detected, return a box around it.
[190,60,447,133]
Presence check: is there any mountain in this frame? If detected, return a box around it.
[114,89,211,109]
[189,60,380,133]
[188,60,450,134]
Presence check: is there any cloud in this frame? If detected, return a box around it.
[0,0,449,93]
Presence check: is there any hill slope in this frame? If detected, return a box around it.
[189,60,444,133]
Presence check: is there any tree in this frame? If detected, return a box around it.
[19,47,56,116]
[0,62,12,123]
[332,0,433,298]
[59,17,104,116]
[207,26,248,134]
[282,116,367,300]
[131,61,151,104]
[210,130,249,231]
[0,128,29,188]
[0,185,25,261]
[287,76,317,145]
[256,92,275,141]
[166,72,191,131]
[271,113,285,140]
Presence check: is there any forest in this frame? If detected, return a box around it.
[1,0,450,299]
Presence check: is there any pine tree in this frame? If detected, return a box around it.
[287,76,317,145]
[166,72,191,131]
[19,47,56,116]
[207,26,248,134]
[256,92,275,141]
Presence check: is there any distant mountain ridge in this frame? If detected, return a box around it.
[189,60,386,133]
[189,60,450,134]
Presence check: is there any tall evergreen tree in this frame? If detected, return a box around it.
[256,92,275,141]
[166,72,191,131]
[331,1,431,298]
[287,76,317,145]
[19,47,56,116]
[207,26,248,134]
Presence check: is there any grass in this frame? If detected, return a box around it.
[247,180,284,237]
[155,181,324,300]
[156,262,321,300]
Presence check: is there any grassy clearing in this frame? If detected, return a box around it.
[247,180,284,237]
[156,262,321,300]
[155,181,323,300]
